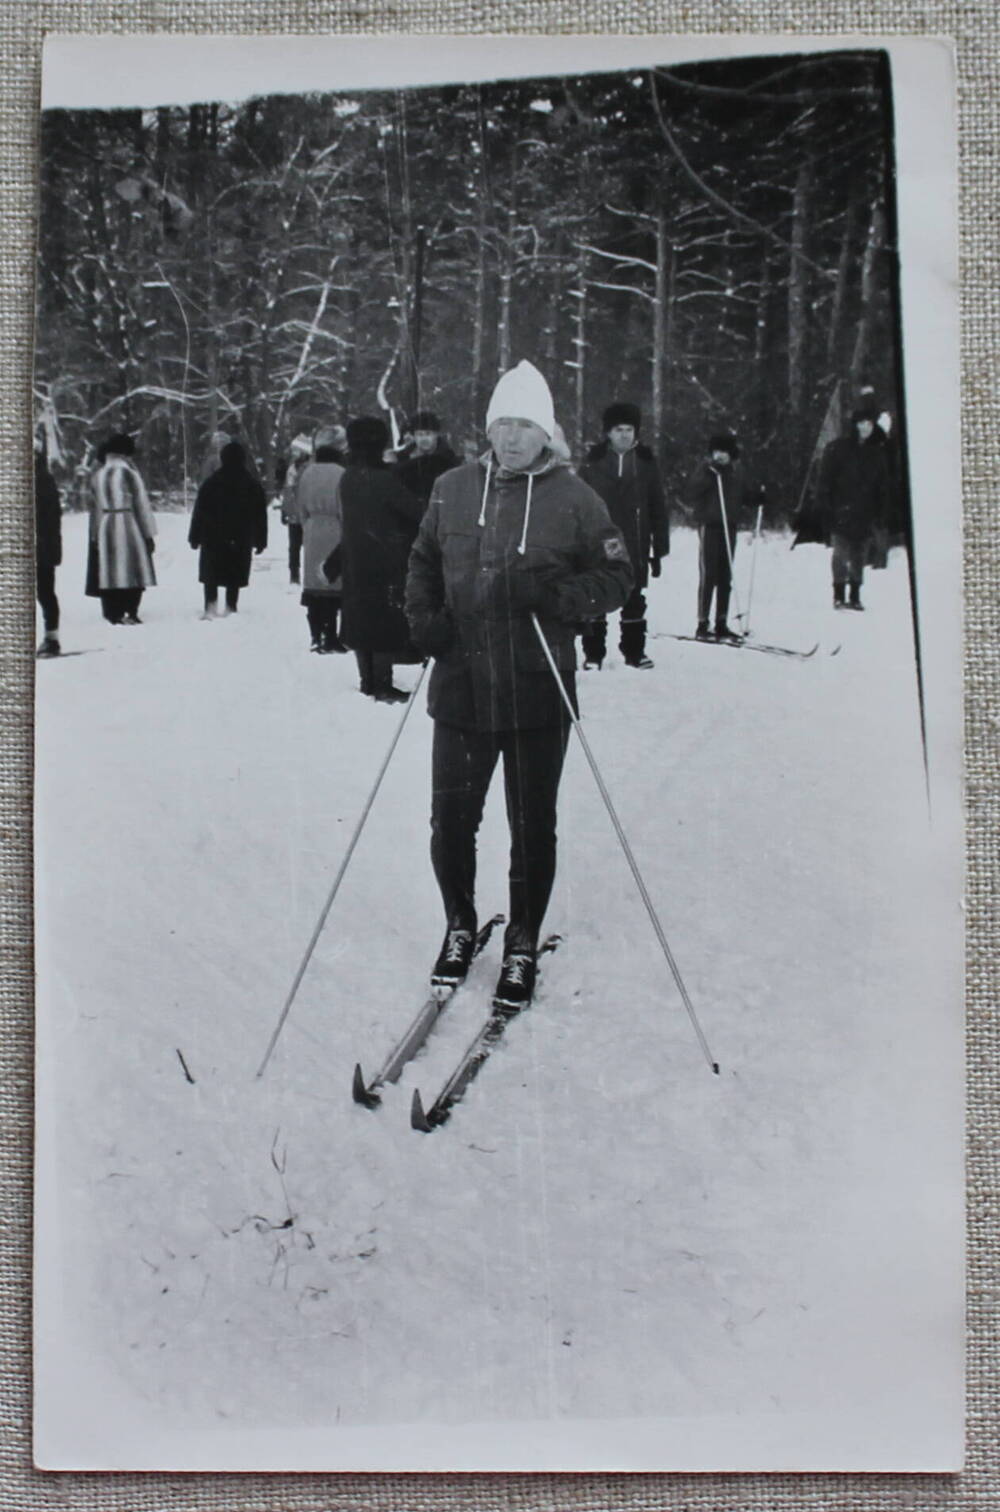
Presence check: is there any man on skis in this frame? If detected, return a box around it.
[689,432,749,642]
[405,360,633,1012]
[578,402,669,669]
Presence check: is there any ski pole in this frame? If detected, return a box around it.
[744,503,764,638]
[256,660,429,1079]
[530,615,719,1075]
[715,470,745,632]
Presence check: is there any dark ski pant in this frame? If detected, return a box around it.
[101,588,143,623]
[581,586,647,664]
[697,525,735,626]
[204,583,240,612]
[287,522,303,583]
[831,532,867,589]
[430,718,570,950]
[37,563,59,633]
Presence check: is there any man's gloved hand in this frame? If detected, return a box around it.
[649,553,661,578]
[506,567,566,617]
[412,610,455,657]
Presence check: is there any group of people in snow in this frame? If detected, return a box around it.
[35,358,895,1013]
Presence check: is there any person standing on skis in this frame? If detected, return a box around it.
[405,359,633,1012]
[689,432,749,642]
[578,402,669,669]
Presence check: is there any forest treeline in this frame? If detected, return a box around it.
[35,50,902,517]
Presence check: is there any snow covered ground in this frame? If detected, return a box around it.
[34,508,964,1471]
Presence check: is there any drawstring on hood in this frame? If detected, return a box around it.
[518,474,533,556]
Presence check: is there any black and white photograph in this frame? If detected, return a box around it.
[32,34,963,1472]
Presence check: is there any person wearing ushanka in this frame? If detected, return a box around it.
[578,402,669,669]
[397,411,458,508]
[814,405,892,610]
[188,440,268,618]
[332,416,424,703]
[85,432,157,625]
[405,359,634,1012]
[688,432,749,642]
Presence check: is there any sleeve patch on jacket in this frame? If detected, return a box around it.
[601,534,629,562]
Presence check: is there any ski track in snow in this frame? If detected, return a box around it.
[37,510,942,1435]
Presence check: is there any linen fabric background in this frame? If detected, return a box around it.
[2,1,995,1508]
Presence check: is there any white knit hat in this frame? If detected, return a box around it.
[485,359,555,439]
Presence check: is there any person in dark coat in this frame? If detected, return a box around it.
[814,407,893,610]
[688,433,750,641]
[188,440,268,617]
[35,447,62,657]
[578,402,669,669]
[85,433,157,625]
[406,359,633,1012]
[397,411,458,508]
[331,416,424,701]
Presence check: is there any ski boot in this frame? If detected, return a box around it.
[431,927,476,997]
[848,582,864,611]
[694,621,712,640]
[714,622,742,643]
[493,945,537,1014]
[36,633,61,658]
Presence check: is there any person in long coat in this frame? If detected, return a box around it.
[813,407,892,610]
[280,432,314,585]
[406,359,633,1012]
[85,433,157,625]
[188,440,267,617]
[578,402,669,669]
[35,446,63,656]
[295,431,346,652]
[333,416,423,701]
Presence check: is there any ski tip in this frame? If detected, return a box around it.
[352,1063,381,1109]
[410,1088,432,1132]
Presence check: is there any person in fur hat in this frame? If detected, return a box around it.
[578,402,669,668]
[406,359,633,1013]
[688,432,749,641]
[397,410,458,507]
[814,406,893,610]
[85,433,157,625]
[328,416,423,701]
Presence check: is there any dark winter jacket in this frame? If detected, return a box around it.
[813,432,892,545]
[688,460,750,538]
[406,453,634,732]
[35,456,62,570]
[335,463,424,656]
[579,441,668,589]
[397,440,458,507]
[189,458,268,587]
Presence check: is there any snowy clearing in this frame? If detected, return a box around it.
[34,510,963,1471]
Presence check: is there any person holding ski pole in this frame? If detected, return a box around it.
[689,432,750,642]
[405,359,633,1012]
[577,402,670,670]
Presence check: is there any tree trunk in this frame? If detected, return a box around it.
[787,161,811,443]
[652,201,669,444]
[849,199,884,385]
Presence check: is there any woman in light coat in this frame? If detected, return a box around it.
[85,433,156,625]
[296,432,346,652]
